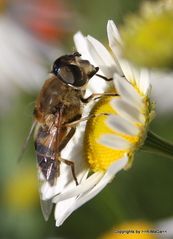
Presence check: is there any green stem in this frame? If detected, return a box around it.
[141,130,173,160]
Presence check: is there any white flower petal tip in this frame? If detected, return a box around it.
[99,134,131,150]
[107,20,122,46]
[106,21,124,75]
[113,73,143,108]
[86,35,118,77]
[73,32,93,63]
[73,31,83,40]
[106,114,140,136]
[54,157,128,227]
[139,69,151,95]
[73,31,84,51]
[54,198,77,227]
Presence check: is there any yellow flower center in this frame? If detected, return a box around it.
[84,89,142,172]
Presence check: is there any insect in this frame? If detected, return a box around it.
[33,52,100,187]
[18,51,115,186]
[19,52,115,220]
[33,52,116,189]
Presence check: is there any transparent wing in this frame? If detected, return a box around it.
[35,123,59,184]
[34,110,64,221]
[17,121,37,162]
[34,107,65,185]
[40,198,53,221]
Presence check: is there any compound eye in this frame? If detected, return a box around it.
[57,65,86,87]
[57,65,76,85]
[69,65,87,87]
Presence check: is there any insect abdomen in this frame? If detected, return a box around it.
[35,141,59,185]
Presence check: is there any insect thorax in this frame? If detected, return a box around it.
[36,75,83,124]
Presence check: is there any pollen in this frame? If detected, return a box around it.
[84,92,140,172]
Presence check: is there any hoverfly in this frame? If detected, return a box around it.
[33,52,101,187]
[21,52,115,220]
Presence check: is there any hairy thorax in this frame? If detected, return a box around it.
[34,75,84,124]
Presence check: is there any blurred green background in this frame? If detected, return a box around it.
[1,0,173,239]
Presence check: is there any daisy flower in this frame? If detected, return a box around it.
[80,21,154,172]
[39,20,157,227]
[120,0,173,69]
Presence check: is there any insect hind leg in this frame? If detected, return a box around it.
[60,158,79,186]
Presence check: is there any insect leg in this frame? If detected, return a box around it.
[96,73,113,81]
[80,93,119,103]
[65,113,110,127]
[58,127,76,151]
[60,158,79,186]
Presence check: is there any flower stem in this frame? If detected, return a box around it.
[141,130,173,159]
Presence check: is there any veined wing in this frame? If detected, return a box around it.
[34,109,64,221]
[40,198,53,222]
[35,123,60,185]
[34,108,65,185]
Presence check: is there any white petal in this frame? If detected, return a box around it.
[119,60,134,83]
[54,157,128,226]
[131,67,141,90]
[74,32,108,93]
[88,76,108,93]
[111,98,145,124]
[73,32,94,65]
[41,182,53,200]
[139,69,151,95]
[55,198,77,226]
[106,115,140,136]
[119,60,141,90]
[156,218,173,238]
[52,172,104,202]
[87,35,118,78]
[113,73,143,108]
[53,172,103,226]
[107,20,123,75]
[41,165,89,200]
[40,163,78,201]
[99,134,131,150]
[107,20,122,46]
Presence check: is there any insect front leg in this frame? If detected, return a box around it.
[80,93,119,103]
[96,73,113,81]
